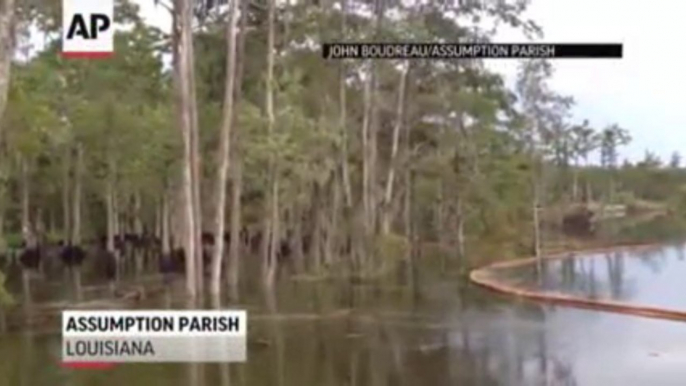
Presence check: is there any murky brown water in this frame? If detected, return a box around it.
[2,244,686,386]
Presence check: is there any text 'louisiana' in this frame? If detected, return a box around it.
[65,339,155,357]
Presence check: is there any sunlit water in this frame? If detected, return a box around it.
[2,243,686,385]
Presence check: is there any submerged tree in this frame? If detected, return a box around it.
[0,0,671,305]
[209,0,240,295]
[172,0,202,297]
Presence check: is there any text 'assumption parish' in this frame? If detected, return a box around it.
[65,315,241,333]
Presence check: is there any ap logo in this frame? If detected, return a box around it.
[62,0,113,58]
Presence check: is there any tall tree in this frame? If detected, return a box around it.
[0,0,13,123]
[570,119,596,201]
[263,0,278,286]
[173,0,200,297]
[516,59,573,262]
[381,61,409,235]
[599,124,631,202]
[210,0,240,296]
[227,0,249,295]
[0,0,15,257]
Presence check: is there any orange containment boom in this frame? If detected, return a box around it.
[470,243,686,323]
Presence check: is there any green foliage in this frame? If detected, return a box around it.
[0,0,679,286]
[4,233,23,249]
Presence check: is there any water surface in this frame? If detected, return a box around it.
[2,244,686,385]
[497,241,686,310]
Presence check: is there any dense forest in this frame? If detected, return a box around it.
[0,0,684,303]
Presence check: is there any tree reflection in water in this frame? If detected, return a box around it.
[211,294,231,386]
[636,246,669,274]
[18,246,686,385]
[673,244,685,261]
[185,296,205,386]
[264,286,284,386]
[209,274,582,386]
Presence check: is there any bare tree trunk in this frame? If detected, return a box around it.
[71,145,83,300]
[260,216,271,278]
[456,194,465,264]
[228,162,242,293]
[71,144,82,245]
[191,93,203,295]
[533,184,542,264]
[381,64,408,234]
[368,71,379,235]
[266,180,280,285]
[317,187,329,269]
[437,182,448,250]
[133,191,143,277]
[191,133,203,291]
[361,67,372,217]
[0,0,14,125]
[154,200,161,239]
[113,189,120,235]
[326,177,340,265]
[0,0,14,266]
[20,156,33,247]
[173,0,198,298]
[360,65,373,268]
[366,0,384,241]
[292,206,304,273]
[311,186,322,272]
[35,215,45,245]
[339,0,352,208]
[172,187,186,251]
[263,0,279,286]
[403,138,413,243]
[182,0,203,296]
[407,169,418,274]
[351,208,365,271]
[403,169,411,238]
[210,0,240,296]
[36,210,48,268]
[161,189,171,256]
[21,268,31,304]
[105,161,117,282]
[62,149,71,242]
[227,0,249,296]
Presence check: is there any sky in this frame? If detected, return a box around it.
[487,0,686,164]
[130,0,683,164]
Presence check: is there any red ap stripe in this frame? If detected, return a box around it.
[60,362,116,370]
